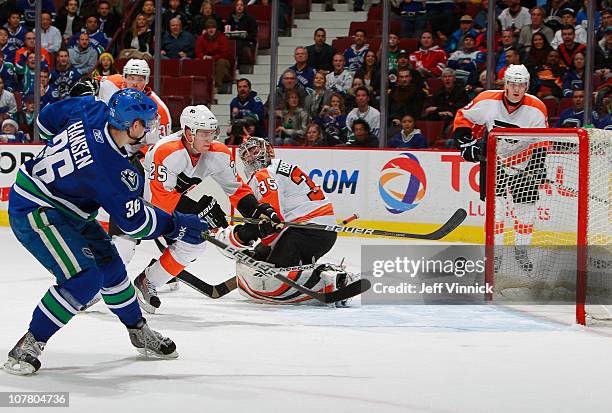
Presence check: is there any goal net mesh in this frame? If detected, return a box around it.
[486,128,611,323]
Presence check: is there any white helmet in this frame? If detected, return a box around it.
[504,64,530,85]
[239,136,274,177]
[123,59,151,84]
[180,105,218,134]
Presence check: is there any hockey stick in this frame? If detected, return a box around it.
[201,232,372,304]
[231,209,468,241]
[176,269,237,299]
[147,257,238,299]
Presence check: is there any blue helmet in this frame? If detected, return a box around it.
[107,88,158,131]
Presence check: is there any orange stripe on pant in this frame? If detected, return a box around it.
[159,249,186,276]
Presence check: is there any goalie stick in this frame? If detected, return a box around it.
[201,232,372,304]
[231,209,468,241]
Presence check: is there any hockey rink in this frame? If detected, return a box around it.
[1,226,612,413]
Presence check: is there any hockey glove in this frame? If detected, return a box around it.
[69,77,100,97]
[454,128,480,163]
[197,195,229,229]
[251,202,282,238]
[167,211,209,244]
[174,172,202,194]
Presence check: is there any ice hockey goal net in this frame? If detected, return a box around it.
[485,128,612,325]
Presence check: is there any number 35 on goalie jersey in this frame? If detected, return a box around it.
[248,159,335,227]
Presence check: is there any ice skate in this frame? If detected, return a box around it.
[134,271,161,314]
[514,247,533,272]
[3,332,45,375]
[127,318,178,359]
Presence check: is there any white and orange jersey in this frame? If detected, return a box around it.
[454,90,548,132]
[97,74,172,144]
[248,158,335,246]
[143,132,253,214]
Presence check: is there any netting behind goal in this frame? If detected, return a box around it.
[485,128,612,325]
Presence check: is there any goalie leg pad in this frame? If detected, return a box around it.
[236,262,353,305]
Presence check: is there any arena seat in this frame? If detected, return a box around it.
[399,38,418,54]
[367,5,383,20]
[425,77,443,96]
[180,58,213,78]
[248,5,272,49]
[162,95,190,126]
[416,120,446,147]
[331,37,354,52]
[542,97,559,117]
[290,0,311,18]
[160,59,181,77]
[558,97,574,114]
[349,21,381,37]
[161,77,190,97]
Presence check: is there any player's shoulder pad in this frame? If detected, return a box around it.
[474,89,504,102]
[208,141,232,156]
[152,134,187,159]
[522,93,548,116]
[103,74,124,87]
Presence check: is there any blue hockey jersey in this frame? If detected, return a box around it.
[10,96,174,240]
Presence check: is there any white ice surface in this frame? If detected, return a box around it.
[1,227,612,413]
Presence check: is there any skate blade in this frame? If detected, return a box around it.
[3,358,37,376]
[135,291,157,314]
[135,348,178,359]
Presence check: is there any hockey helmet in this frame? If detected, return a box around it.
[239,136,274,176]
[504,64,530,86]
[180,105,219,138]
[123,59,151,84]
[107,88,158,132]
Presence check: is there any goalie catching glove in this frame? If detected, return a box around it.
[454,127,480,163]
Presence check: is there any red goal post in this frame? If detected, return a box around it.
[485,128,612,325]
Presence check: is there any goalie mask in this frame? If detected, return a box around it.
[239,137,274,177]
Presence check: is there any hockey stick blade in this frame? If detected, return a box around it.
[177,270,237,299]
[147,258,237,299]
[202,233,371,304]
[232,208,467,241]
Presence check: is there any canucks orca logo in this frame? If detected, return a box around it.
[379,153,427,214]
[121,169,139,192]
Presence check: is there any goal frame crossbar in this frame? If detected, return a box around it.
[485,128,590,325]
